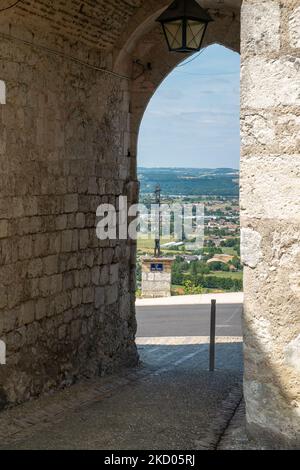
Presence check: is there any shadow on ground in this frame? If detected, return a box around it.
[0,341,244,450]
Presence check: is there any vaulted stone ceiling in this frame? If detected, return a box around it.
[3,0,242,50]
[4,0,143,49]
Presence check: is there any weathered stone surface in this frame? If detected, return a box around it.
[285,335,300,372]
[240,155,300,220]
[240,228,262,268]
[241,0,300,449]
[241,56,300,109]
[289,6,300,48]
[241,0,281,54]
[241,112,275,147]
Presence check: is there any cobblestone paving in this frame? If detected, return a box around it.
[0,336,255,450]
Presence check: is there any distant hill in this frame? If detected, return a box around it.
[138,167,239,197]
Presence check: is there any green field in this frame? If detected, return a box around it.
[207,271,243,280]
[221,247,238,256]
[137,237,173,249]
[180,270,243,280]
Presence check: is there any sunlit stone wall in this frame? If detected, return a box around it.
[240,0,300,449]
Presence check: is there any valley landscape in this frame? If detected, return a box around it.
[137,167,242,296]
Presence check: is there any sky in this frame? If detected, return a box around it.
[138,45,240,169]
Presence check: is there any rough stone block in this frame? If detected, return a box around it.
[56,215,68,231]
[21,301,35,326]
[91,266,100,285]
[289,6,300,49]
[241,57,300,108]
[241,228,262,269]
[100,265,109,285]
[241,112,275,147]
[28,258,43,279]
[240,155,300,220]
[105,284,118,305]
[0,220,8,239]
[95,287,105,308]
[241,0,281,55]
[79,230,89,250]
[0,286,7,309]
[65,194,78,213]
[43,255,58,276]
[82,287,94,304]
[61,230,73,252]
[110,264,119,284]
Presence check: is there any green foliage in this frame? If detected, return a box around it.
[209,261,230,272]
[200,276,243,292]
[189,262,198,284]
[205,246,223,255]
[171,256,242,292]
[136,262,142,285]
[136,288,142,298]
[172,270,184,285]
[183,280,203,295]
[221,238,240,248]
[231,256,242,270]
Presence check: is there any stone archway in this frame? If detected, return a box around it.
[112,0,300,448]
[0,0,298,449]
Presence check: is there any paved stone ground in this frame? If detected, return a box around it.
[0,337,258,450]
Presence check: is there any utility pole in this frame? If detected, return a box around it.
[154,184,161,257]
[141,184,174,298]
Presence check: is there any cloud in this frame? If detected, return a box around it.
[138,44,240,169]
[158,89,185,100]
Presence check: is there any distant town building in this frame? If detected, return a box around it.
[160,241,184,248]
[182,255,201,263]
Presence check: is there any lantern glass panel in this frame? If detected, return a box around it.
[164,20,183,49]
[186,20,206,49]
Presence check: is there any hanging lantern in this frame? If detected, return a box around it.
[156,0,212,53]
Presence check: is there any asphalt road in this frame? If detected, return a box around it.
[136,303,243,337]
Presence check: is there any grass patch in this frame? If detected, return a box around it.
[221,247,238,256]
[207,271,243,280]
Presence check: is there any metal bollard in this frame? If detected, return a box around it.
[209,299,216,372]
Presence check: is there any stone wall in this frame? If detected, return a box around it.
[0,25,138,407]
[240,0,300,449]
[141,258,173,298]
